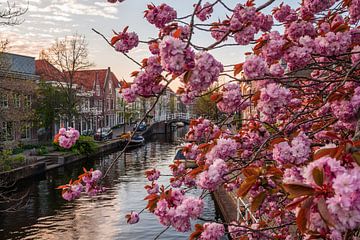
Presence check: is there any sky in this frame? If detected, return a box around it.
[0,0,288,88]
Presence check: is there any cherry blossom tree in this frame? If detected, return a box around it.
[61,0,360,239]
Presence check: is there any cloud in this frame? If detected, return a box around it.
[29,14,72,22]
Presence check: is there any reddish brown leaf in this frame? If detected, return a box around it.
[251,90,261,106]
[296,197,313,233]
[313,147,337,160]
[312,167,324,187]
[283,183,315,199]
[172,28,182,38]
[242,167,261,178]
[352,152,360,167]
[210,93,222,103]
[233,63,243,76]
[250,191,267,212]
[285,196,308,210]
[317,197,336,227]
[237,175,257,197]
[189,224,204,240]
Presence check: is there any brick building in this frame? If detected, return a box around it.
[0,53,39,148]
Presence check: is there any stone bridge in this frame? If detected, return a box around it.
[142,112,196,138]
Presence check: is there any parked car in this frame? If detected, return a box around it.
[94,127,113,141]
[133,121,147,132]
[81,129,94,136]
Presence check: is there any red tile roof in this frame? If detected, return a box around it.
[35,60,120,91]
[35,59,62,81]
[72,68,120,91]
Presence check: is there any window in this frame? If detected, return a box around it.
[111,99,114,110]
[20,122,31,139]
[14,94,21,108]
[96,84,101,96]
[24,95,32,108]
[1,121,14,141]
[0,94,8,108]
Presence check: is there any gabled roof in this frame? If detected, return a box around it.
[35,60,120,92]
[35,59,62,81]
[72,68,120,92]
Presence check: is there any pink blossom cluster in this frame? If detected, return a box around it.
[243,55,267,79]
[145,168,161,181]
[327,167,360,231]
[273,132,311,165]
[194,2,213,22]
[261,31,286,64]
[131,57,164,97]
[56,128,80,149]
[206,138,238,164]
[217,83,248,113]
[352,45,360,66]
[313,31,352,56]
[199,223,225,240]
[159,36,195,75]
[229,4,273,45]
[121,87,137,103]
[285,21,316,42]
[181,52,223,104]
[238,124,270,158]
[59,169,104,201]
[154,192,204,232]
[273,4,297,23]
[349,0,360,24]
[210,24,228,41]
[114,32,139,53]
[126,211,140,224]
[145,3,177,28]
[302,0,335,15]
[257,83,292,123]
[185,118,220,142]
[196,158,228,191]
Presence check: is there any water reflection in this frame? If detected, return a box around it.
[0,130,222,240]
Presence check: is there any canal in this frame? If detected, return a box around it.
[0,129,222,240]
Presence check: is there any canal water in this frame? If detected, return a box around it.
[0,129,222,240]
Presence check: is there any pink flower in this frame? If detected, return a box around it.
[145,169,160,181]
[196,158,228,191]
[273,4,297,23]
[121,86,137,103]
[217,83,248,113]
[181,52,223,104]
[126,211,140,224]
[114,32,139,53]
[257,83,291,123]
[145,3,177,28]
[200,223,225,240]
[351,45,360,67]
[159,36,195,75]
[206,137,238,164]
[195,2,213,21]
[243,55,267,79]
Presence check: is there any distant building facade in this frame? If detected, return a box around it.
[36,60,121,135]
[0,53,39,148]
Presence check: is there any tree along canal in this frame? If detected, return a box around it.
[0,129,223,240]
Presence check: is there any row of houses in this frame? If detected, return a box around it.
[0,52,188,148]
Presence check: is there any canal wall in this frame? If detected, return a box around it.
[212,186,238,223]
[0,138,126,184]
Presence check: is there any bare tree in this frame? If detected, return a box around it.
[39,34,93,125]
[0,1,27,26]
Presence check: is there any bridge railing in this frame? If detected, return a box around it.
[154,112,197,122]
